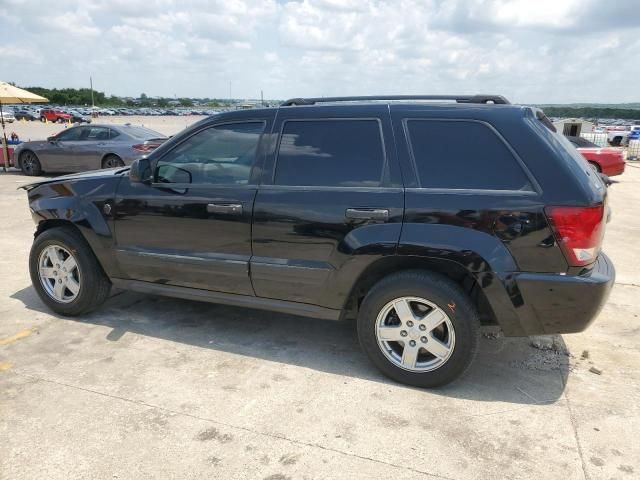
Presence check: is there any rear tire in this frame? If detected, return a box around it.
[357,270,480,388]
[29,226,111,316]
[101,155,124,169]
[20,151,42,176]
[589,162,601,173]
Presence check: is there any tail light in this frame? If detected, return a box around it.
[544,204,606,267]
[132,143,160,153]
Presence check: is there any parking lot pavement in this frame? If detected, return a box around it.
[1,169,639,480]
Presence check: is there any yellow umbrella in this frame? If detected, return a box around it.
[0,82,48,171]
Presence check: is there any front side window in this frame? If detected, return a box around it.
[406,120,533,191]
[155,122,265,185]
[56,127,85,141]
[274,119,385,187]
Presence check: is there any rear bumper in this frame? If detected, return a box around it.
[502,253,615,336]
[602,161,625,177]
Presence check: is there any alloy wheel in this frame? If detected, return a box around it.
[38,245,81,303]
[375,296,456,372]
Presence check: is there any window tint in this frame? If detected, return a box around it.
[156,122,264,185]
[109,129,120,139]
[274,120,385,187]
[77,127,110,141]
[406,120,532,191]
[56,128,84,141]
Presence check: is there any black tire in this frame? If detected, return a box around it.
[20,151,43,176]
[357,270,480,388]
[40,116,45,122]
[589,161,601,173]
[29,226,111,316]
[101,155,124,169]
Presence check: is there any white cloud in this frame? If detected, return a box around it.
[1,0,638,103]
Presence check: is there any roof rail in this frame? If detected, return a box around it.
[280,95,510,106]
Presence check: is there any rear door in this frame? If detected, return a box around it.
[251,105,404,309]
[71,126,112,170]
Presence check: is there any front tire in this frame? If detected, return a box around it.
[357,270,480,388]
[20,151,42,176]
[29,227,111,316]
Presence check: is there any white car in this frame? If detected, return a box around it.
[0,111,16,123]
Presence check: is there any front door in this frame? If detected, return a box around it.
[39,126,85,172]
[251,105,404,309]
[113,115,272,295]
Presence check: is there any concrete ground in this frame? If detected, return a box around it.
[1,156,639,479]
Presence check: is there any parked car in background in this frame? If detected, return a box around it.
[567,136,625,176]
[67,110,92,124]
[14,110,37,121]
[606,127,629,146]
[0,110,16,123]
[19,95,615,387]
[14,124,167,175]
[40,109,72,123]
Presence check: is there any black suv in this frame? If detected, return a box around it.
[23,95,615,387]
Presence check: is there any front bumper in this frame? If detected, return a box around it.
[508,253,615,335]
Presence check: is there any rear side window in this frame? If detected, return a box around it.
[274,119,385,187]
[406,120,533,191]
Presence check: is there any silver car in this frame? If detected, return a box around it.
[14,124,167,175]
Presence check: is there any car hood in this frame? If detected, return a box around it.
[19,167,129,191]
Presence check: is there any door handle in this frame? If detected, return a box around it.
[207,203,243,215]
[345,208,389,221]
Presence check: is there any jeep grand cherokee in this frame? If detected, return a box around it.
[21,95,614,387]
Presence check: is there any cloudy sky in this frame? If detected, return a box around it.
[1,0,638,103]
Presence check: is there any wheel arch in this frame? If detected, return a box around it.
[100,152,123,168]
[588,160,602,172]
[343,256,499,326]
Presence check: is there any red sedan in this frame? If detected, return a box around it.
[568,136,625,177]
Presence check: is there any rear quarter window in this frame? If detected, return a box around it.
[405,119,533,191]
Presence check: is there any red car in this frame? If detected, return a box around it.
[40,108,72,123]
[568,136,625,177]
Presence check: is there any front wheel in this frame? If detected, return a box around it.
[29,227,111,316]
[357,270,480,388]
[20,151,42,176]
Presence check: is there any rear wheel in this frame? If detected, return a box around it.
[101,155,124,169]
[20,151,42,176]
[29,226,111,316]
[357,270,480,387]
[589,162,601,173]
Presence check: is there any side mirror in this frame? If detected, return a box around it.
[129,158,152,183]
[47,136,57,143]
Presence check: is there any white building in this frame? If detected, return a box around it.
[552,118,595,137]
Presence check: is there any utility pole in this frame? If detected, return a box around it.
[261,90,264,106]
[229,81,232,102]
[90,76,95,108]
